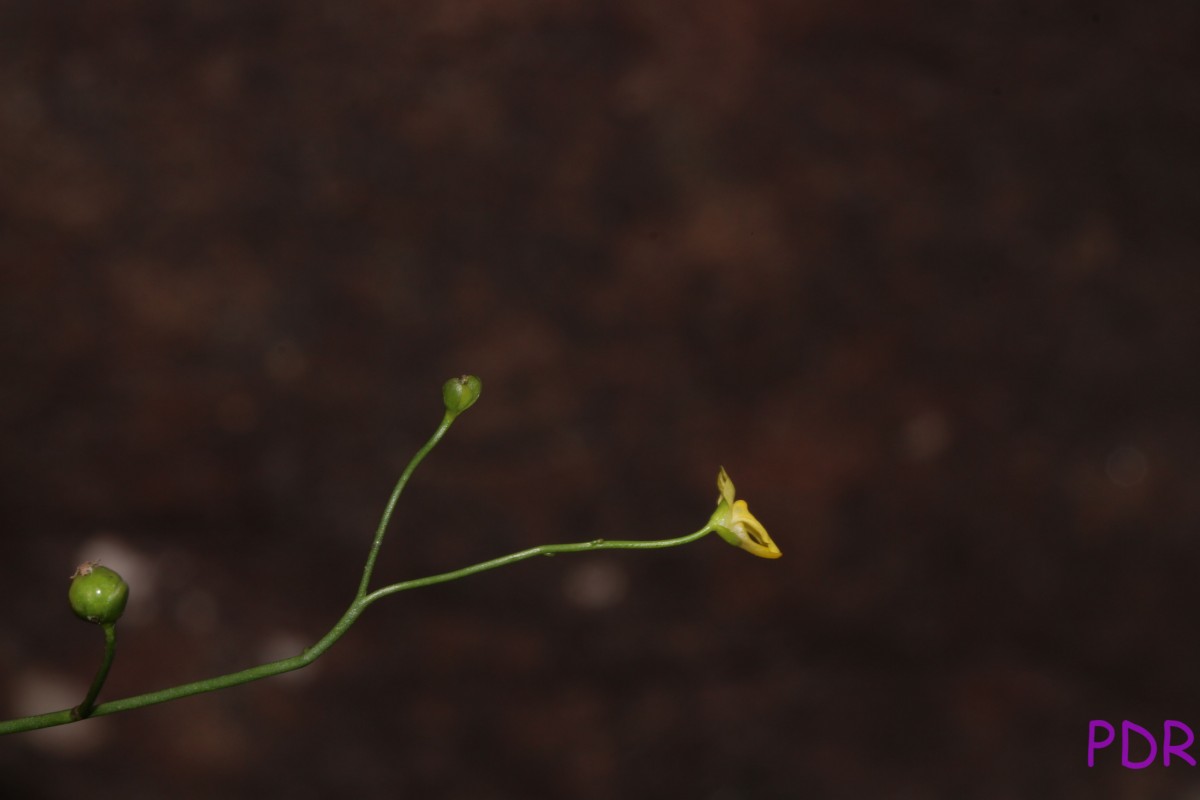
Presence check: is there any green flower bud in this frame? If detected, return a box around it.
[69,562,129,625]
[442,374,482,416]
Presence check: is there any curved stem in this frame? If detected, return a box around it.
[0,527,713,736]
[363,526,714,606]
[357,411,455,598]
[71,622,117,720]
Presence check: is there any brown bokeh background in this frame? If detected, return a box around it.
[2,2,1199,798]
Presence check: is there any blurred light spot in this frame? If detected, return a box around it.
[217,390,259,433]
[1062,219,1119,275]
[264,339,308,383]
[257,632,317,686]
[76,534,156,625]
[1105,445,1148,488]
[10,670,105,755]
[0,81,43,135]
[175,589,219,634]
[563,560,628,610]
[901,410,951,462]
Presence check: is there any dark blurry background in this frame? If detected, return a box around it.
[2,1,1199,798]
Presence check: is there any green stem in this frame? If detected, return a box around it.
[357,410,455,598]
[363,527,714,605]
[0,527,713,736]
[71,622,117,720]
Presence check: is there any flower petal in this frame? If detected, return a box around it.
[731,500,782,559]
[717,467,736,506]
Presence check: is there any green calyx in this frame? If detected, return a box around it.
[69,563,129,625]
[442,375,482,416]
[708,501,741,547]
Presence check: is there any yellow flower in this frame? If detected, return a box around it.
[708,467,781,559]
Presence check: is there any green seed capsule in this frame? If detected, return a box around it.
[69,563,129,625]
[442,374,482,415]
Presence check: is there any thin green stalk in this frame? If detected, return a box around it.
[0,527,713,736]
[357,410,455,598]
[71,623,117,720]
[363,527,714,605]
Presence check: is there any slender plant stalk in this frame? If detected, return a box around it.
[357,410,455,597]
[71,622,117,720]
[0,379,737,737]
[362,527,713,605]
[0,527,713,735]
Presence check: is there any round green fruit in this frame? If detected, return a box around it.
[442,374,482,415]
[69,563,129,625]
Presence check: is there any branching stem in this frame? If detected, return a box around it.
[0,527,712,735]
[0,381,721,737]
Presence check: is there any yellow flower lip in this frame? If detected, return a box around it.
[710,467,781,559]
